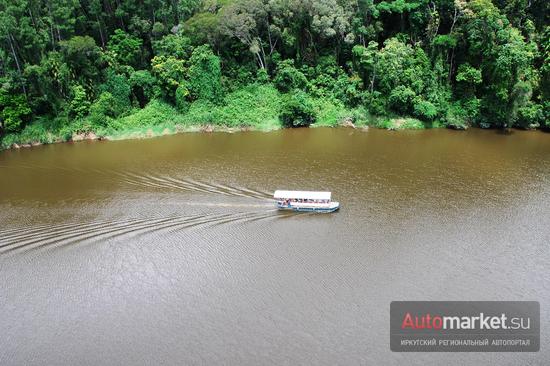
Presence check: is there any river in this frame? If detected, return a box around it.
[1,128,549,365]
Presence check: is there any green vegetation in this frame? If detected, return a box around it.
[0,0,548,148]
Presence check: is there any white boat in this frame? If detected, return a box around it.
[274,190,340,213]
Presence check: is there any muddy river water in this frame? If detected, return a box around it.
[1,128,549,365]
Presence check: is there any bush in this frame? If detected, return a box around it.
[515,103,543,129]
[0,90,31,133]
[175,84,190,113]
[413,98,438,121]
[181,84,282,129]
[310,98,349,127]
[108,99,182,131]
[68,85,91,120]
[444,103,468,129]
[273,60,308,93]
[279,90,316,128]
[364,91,387,116]
[129,70,159,106]
[100,70,131,113]
[389,86,415,115]
[256,68,270,84]
[88,92,118,127]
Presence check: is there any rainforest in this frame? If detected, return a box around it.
[0,0,548,148]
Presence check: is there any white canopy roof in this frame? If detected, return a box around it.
[274,190,331,200]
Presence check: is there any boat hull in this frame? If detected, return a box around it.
[277,202,340,213]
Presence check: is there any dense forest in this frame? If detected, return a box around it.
[0,0,548,147]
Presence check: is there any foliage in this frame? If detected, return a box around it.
[107,29,144,69]
[151,55,186,102]
[273,60,308,93]
[129,70,159,106]
[100,71,132,114]
[279,90,316,128]
[68,85,91,120]
[187,45,223,103]
[180,84,282,129]
[1,0,549,147]
[153,34,193,59]
[0,90,31,133]
[456,64,482,85]
[413,98,438,121]
[389,86,416,114]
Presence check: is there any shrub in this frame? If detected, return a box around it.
[364,91,387,116]
[88,92,118,127]
[0,90,31,133]
[273,59,308,93]
[515,103,543,129]
[389,86,415,115]
[100,70,131,113]
[279,90,316,128]
[181,84,282,129]
[413,98,438,121]
[150,55,186,102]
[68,85,91,120]
[129,70,159,106]
[310,98,349,127]
[256,68,270,84]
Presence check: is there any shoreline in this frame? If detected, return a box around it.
[2,120,547,153]
[2,123,279,151]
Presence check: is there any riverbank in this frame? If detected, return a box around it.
[0,115,436,151]
[1,84,444,151]
[4,82,544,152]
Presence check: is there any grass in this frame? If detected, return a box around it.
[375,117,426,130]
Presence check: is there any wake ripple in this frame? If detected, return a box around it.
[1,164,273,200]
[0,209,288,256]
[111,171,272,200]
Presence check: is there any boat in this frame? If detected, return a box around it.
[274,190,340,213]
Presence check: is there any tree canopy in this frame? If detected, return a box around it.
[0,0,548,141]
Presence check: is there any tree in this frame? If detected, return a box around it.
[219,0,272,70]
[100,70,132,114]
[107,29,144,68]
[151,55,186,102]
[388,85,415,114]
[187,45,223,103]
[153,34,193,59]
[352,41,379,92]
[59,36,103,91]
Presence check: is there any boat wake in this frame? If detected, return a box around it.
[112,171,272,200]
[0,209,289,256]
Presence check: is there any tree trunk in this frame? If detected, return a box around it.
[96,15,105,48]
[7,33,27,96]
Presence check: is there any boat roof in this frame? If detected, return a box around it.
[274,190,331,200]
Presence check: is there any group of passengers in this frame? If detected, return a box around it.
[280,198,328,205]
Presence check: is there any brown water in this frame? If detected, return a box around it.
[1,128,549,365]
